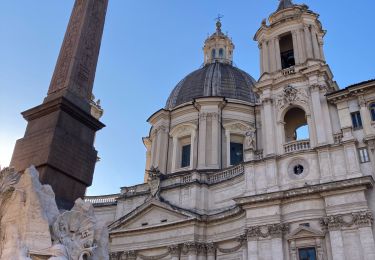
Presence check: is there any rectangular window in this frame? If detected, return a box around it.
[181,144,191,168]
[351,112,363,129]
[359,148,370,163]
[298,247,317,260]
[230,142,243,165]
[370,103,375,121]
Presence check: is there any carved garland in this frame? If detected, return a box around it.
[247,223,289,240]
[275,85,309,110]
[319,211,374,231]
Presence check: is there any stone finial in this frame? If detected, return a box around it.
[277,0,295,12]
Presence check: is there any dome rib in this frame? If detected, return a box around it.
[165,63,258,109]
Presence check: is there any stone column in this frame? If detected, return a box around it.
[343,142,361,177]
[211,112,220,168]
[304,25,313,59]
[171,136,178,172]
[359,96,375,139]
[247,240,258,260]
[310,85,327,145]
[297,29,306,63]
[206,243,216,260]
[198,113,207,168]
[259,43,264,74]
[155,126,168,172]
[226,130,231,166]
[274,37,282,70]
[268,38,276,72]
[318,38,325,61]
[329,230,345,260]
[306,114,316,148]
[290,240,297,260]
[263,98,275,155]
[185,243,198,260]
[190,130,196,169]
[169,245,180,260]
[262,41,269,73]
[150,130,158,167]
[359,226,375,260]
[317,148,332,181]
[311,28,321,59]
[271,237,283,259]
[292,31,300,64]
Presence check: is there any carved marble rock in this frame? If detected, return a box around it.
[0,166,109,260]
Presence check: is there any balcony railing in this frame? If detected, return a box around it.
[284,139,310,153]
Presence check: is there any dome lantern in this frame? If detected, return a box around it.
[203,16,234,65]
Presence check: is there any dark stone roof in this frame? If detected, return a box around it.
[165,62,258,109]
[277,0,295,12]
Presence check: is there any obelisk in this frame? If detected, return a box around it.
[11,0,108,209]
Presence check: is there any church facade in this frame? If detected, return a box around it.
[86,1,375,259]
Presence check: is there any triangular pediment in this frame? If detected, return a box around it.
[287,226,324,240]
[108,199,197,232]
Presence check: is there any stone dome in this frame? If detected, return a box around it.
[165,62,258,109]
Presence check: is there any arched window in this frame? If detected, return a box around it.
[370,103,375,121]
[219,48,224,58]
[284,107,309,142]
[211,49,216,59]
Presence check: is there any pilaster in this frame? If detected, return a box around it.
[359,96,375,139]
[310,84,327,145]
[304,25,313,59]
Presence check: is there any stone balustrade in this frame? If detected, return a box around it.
[282,66,295,76]
[207,164,244,184]
[284,139,310,153]
[333,132,343,144]
[84,194,119,206]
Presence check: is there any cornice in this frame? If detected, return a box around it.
[234,176,374,206]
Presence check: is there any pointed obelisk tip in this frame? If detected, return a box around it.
[47,0,109,107]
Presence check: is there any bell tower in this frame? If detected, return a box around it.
[255,0,326,75]
[254,0,339,157]
[11,0,108,209]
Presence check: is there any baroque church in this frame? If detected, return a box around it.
[3,0,375,259]
[84,1,375,260]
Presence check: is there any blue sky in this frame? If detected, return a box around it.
[0,0,374,195]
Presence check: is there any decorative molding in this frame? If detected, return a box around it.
[309,83,334,94]
[216,234,247,254]
[319,211,374,231]
[199,112,219,122]
[138,249,170,260]
[170,123,197,138]
[276,85,309,110]
[168,245,180,257]
[235,176,374,206]
[123,250,137,259]
[206,243,216,255]
[247,223,289,240]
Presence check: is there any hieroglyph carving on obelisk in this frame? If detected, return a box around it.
[48,0,108,101]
